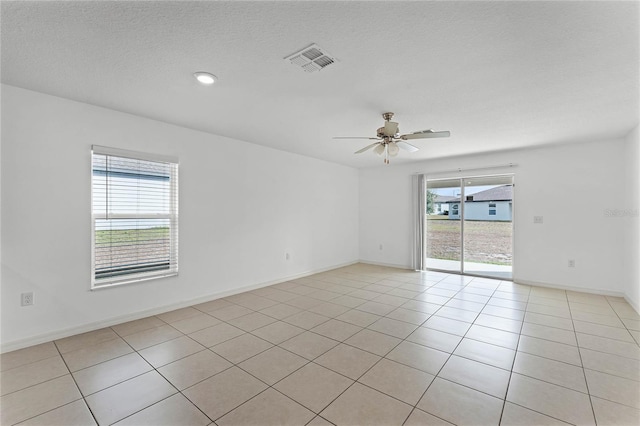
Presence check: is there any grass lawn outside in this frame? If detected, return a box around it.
[95,227,171,270]
[426,218,512,265]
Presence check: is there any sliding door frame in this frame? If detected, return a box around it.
[425,173,515,281]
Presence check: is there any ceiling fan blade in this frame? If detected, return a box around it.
[400,130,450,140]
[333,137,380,140]
[354,142,380,154]
[396,141,419,152]
[383,121,399,136]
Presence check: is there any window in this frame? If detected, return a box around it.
[489,209,497,215]
[489,203,496,207]
[91,146,178,289]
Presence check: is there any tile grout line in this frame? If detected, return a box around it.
[170,301,382,423]
[402,275,506,425]
[604,294,640,345]
[508,289,635,424]
[111,318,233,423]
[110,322,218,426]
[4,271,386,422]
[441,278,515,421]
[264,273,445,423]
[569,294,599,425]
[112,285,377,422]
[436,285,637,416]
[53,339,100,425]
[103,325,192,426]
[6,267,639,425]
[280,274,437,424]
[198,307,385,422]
[1,335,137,402]
[513,290,602,420]
[497,279,531,425]
[85,321,216,426]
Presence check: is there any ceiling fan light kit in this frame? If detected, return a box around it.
[388,141,400,156]
[333,112,450,164]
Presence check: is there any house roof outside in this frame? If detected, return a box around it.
[447,185,513,203]
[434,195,458,203]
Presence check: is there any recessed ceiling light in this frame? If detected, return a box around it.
[194,72,217,85]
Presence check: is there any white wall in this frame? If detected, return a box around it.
[1,85,359,351]
[623,125,640,311]
[360,138,633,298]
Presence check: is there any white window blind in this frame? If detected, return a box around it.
[91,146,179,289]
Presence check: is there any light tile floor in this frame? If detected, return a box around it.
[2,264,640,425]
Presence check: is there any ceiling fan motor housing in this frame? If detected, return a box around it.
[377,127,400,139]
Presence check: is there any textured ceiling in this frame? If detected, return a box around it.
[2,1,638,168]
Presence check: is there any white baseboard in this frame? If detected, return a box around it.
[4,260,637,353]
[358,259,414,270]
[361,265,639,314]
[1,260,359,354]
[513,277,628,298]
[515,278,639,315]
[624,295,640,315]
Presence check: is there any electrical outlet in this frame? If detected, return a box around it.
[533,216,544,224]
[21,292,34,306]
[568,260,575,268]
[379,244,383,250]
[285,252,290,261]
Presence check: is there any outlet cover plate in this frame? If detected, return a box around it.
[21,292,34,306]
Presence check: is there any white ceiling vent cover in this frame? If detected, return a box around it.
[284,44,338,73]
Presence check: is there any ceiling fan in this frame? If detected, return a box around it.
[334,112,450,164]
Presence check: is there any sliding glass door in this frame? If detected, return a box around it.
[425,175,514,279]
[426,179,462,273]
[462,175,513,279]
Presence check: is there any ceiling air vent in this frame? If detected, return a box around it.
[284,43,337,73]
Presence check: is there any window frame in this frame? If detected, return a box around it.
[90,145,179,290]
